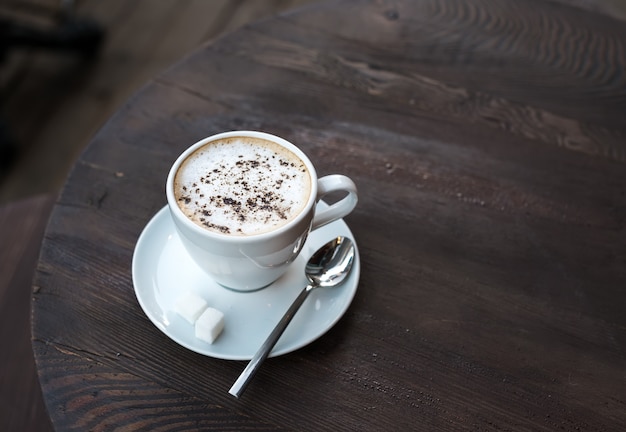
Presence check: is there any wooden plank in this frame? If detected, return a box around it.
[548,0,626,21]
[32,341,285,431]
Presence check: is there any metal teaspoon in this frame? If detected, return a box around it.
[229,236,356,398]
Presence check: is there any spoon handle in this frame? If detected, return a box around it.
[229,285,313,398]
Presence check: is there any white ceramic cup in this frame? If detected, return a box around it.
[166,131,358,291]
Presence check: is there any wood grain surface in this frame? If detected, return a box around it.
[32,0,625,430]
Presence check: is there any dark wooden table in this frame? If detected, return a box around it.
[32,0,626,430]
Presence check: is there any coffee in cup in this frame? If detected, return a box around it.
[166,131,357,291]
[174,136,312,236]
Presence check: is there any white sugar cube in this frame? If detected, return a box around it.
[174,291,208,324]
[195,307,225,344]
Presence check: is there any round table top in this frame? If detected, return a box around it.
[32,0,626,430]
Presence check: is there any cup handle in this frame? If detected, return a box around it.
[311,175,358,230]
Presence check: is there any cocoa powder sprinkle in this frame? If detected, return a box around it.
[174,137,310,235]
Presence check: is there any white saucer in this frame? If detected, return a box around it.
[132,204,360,360]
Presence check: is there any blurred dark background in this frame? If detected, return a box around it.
[0,0,315,205]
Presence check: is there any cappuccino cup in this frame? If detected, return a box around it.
[166,131,357,291]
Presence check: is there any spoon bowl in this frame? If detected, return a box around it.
[305,237,355,288]
[229,236,356,398]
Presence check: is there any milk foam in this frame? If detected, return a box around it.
[174,137,312,236]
